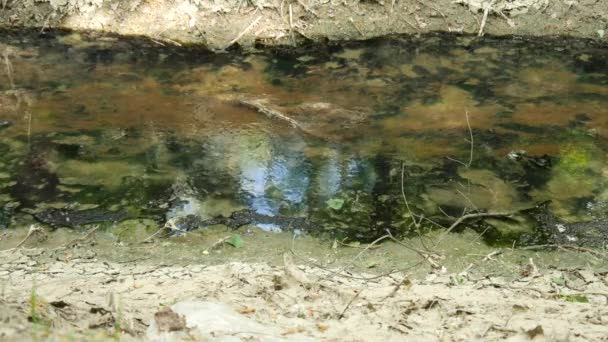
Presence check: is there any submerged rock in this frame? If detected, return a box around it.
[525,203,608,248]
[166,209,313,233]
[0,120,11,130]
[34,208,131,228]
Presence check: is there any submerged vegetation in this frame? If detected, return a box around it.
[0,29,607,249]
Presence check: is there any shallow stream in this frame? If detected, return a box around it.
[1,29,607,247]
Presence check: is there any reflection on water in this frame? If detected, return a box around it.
[0,30,607,245]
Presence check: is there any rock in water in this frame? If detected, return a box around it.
[0,120,11,130]
[34,208,130,228]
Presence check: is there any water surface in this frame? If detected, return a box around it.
[1,30,607,246]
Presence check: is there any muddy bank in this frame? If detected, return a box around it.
[1,0,608,50]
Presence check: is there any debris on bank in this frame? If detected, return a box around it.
[1,248,607,341]
[1,0,607,50]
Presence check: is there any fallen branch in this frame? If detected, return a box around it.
[435,211,513,247]
[385,230,443,269]
[239,98,310,134]
[336,240,381,250]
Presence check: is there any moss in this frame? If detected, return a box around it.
[559,144,593,175]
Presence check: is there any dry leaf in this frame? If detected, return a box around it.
[236,306,256,314]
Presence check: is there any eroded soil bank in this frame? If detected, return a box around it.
[1,0,608,50]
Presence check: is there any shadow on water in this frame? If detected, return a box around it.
[0,29,607,246]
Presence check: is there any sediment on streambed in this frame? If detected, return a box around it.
[0,0,607,50]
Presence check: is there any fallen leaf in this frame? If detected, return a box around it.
[526,324,544,339]
[326,198,345,210]
[281,327,305,336]
[317,323,329,332]
[236,306,256,314]
[226,234,244,248]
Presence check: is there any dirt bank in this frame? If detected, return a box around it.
[1,0,607,50]
[1,222,607,341]
[1,246,607,341]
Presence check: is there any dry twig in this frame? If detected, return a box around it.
[0,225,45,252]
[348,17,364,36]
[520,244,607,259]
[446,110,474,167]
[289,4,295,45]
[338,290,362,319]
[478,1,495,37]
[226,15,263,48]
[65,224,101,248]
[141,218,186,243]
[401,162,422,228]
[211,235,232,250]
[297,0,319,17]
[3,50,14,89]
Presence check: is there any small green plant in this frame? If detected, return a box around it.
[30,284,38,324]
[113,295,123,341]
[561,294,589,303]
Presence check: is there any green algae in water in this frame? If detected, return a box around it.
[0,30,607,246]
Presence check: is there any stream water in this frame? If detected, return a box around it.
[0,29,607,246]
